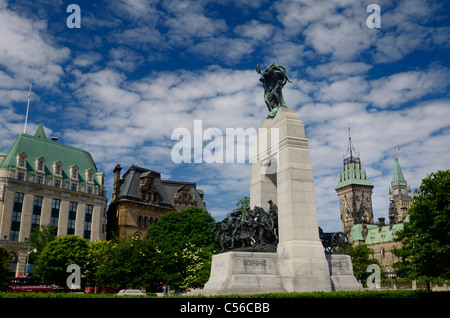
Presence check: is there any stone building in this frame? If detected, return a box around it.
[0,125,107,276]
[350,154,412,276]
[388,155,412,224]
[335,128,374,234]
[106,164,206,239]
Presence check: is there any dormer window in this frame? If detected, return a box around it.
[53,161,63,176]
[70,165,79,179]
[17,152,27,168]
[85,169,94,183]
[35,157,45,172]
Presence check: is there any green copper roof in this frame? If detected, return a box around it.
[392,157,407,186]
[0,127,102,186]
[34,123,47,139]
[349,217,408,244]
[336,161,374,189]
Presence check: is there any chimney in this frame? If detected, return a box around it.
[378,217,385,226]
[112,164,122,201]
[51,137,59,142]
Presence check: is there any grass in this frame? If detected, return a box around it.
[1,290,449,298]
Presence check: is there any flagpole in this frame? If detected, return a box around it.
[24,84,32,134]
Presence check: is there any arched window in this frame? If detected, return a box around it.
[138,215,142,227]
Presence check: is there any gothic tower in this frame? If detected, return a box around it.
[388,151,412,224]
[336,126,374,234]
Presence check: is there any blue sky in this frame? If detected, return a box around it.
[0,0,449,231]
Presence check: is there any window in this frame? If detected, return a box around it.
[10,192,24,241]
[19,157,25,166]
[31,196,43,232]
[51,199,60,231]
[68,202,77,235]
[54,179,61,188]
[84,205,93,241]
[38,161,43,170]
[56,165,61,175]
[71,166,78,179]
[17,172,24,181]
[87,186,93,194]
[71,183,77,191]
[36,176,43,184]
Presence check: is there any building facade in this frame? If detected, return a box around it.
[0,125,107,276]
[335,128,374,234]
[107,164,206,239]
[343,151,412,277]
[388,156,412,224]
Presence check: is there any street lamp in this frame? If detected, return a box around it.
[24,238,37,276]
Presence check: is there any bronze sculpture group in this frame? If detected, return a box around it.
[213,200,279,252]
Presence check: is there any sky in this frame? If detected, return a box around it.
[0,0,449,232]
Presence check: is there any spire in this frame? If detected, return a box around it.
[336,125,373,189]
[344,123,360,165]
[392,156,407,186]
[34,124,47,140]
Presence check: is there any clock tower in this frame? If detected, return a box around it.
[388,152,411,224]
[336,127,374,234]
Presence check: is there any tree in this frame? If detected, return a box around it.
[84,240,110,287]
[234,196,250,211]
[95,236,158,290]
[393,170,450,280]
[28,224,57,263]
[348,244,383,286]
[35,235,89,288]
[148,207,219,290]
[0,247,10,291]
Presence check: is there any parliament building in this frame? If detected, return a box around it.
[335,129,412,277]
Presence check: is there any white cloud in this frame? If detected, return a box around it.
[365,65,450,108]
[0,5,70,88]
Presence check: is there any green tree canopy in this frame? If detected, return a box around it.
[95,236,158,290]
[393,170,450,279]
[234,196,250,212]
[0,247,10,291]
[148,207,219,290]
[29,224,57,263]
[348,244,383,285]
[35,235,89,288]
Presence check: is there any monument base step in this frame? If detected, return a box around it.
[196,250,362,295]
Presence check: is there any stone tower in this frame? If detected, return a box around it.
[388,151,412,224]
[335,127,374,234]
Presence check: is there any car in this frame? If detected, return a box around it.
[116,289,146,296]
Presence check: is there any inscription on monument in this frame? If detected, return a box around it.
[331,261,342,268]
[243,259,267,266]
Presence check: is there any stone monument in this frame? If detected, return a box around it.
[198,64,361,295]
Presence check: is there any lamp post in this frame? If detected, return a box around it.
[24,238,37,276]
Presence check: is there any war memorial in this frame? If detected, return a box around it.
[197,64,362,295]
